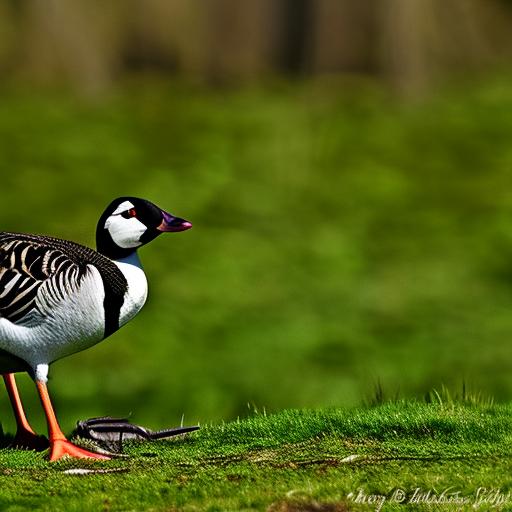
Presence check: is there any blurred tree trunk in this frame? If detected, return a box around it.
[377,0,512,98]
[120,0,198,73]
[199,0,279,83]
[22,0,122,95]
[308,0,377,74]
[277,0,311,73]
[0,3,19,74]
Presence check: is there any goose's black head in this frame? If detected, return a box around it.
[96,197,192,260]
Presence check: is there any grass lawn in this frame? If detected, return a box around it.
[1,77,512,429]
[1,78,512,510]
[1,400,512,511]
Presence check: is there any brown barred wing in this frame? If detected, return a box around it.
[0,233,87,325]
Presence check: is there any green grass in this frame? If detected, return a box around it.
[1,76,512,508]
[1,76,512,435]
[0,401,512,511]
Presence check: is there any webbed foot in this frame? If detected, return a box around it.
[49,439,111,462]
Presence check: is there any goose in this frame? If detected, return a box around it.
[0,197,191,461]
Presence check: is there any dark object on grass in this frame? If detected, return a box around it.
[73,416,199,453]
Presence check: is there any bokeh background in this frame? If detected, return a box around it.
[1,0,512,435]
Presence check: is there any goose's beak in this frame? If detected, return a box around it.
[157,211,192,232]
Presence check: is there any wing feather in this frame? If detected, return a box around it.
[0,234,88,325]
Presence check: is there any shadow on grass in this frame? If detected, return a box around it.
[0,424,48,451]
[0,427,15,449]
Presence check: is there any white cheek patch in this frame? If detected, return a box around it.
[104,215,146,249]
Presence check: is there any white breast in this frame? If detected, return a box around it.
[113,252,148,327]
[0,253,148,377]
[0,265,106,367]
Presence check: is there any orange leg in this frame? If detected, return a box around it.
[35,380,110,461]
[3,373,48,451]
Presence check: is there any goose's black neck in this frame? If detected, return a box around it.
[95,228,137,261]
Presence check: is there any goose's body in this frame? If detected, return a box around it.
[0,197,191,460]
[0,234,148,379]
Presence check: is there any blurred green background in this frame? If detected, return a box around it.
[1,0,512,435]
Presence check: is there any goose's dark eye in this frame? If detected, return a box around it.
[121,208,137,219]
